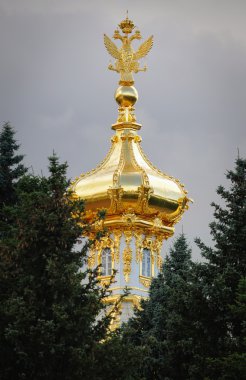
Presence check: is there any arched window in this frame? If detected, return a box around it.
[142,248,151,277]
[101,248,112,276]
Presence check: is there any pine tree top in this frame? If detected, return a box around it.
[0,122,27,206]
[196,156,246,268]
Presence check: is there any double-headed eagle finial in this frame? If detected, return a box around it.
[104,15,153,86]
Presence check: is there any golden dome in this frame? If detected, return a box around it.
[71,124,189,235]
[71,16,190,237]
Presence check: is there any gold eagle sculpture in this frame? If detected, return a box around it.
[104,18,153,85]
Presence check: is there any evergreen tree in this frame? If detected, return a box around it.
[206,278,246,380]
[0,154,113,380]
[195,157,246,379]
[123,234,196,380]
[196,157,246,288]
[0,122,27,207]
[93,330,145,380]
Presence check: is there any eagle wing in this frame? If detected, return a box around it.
[104,34,120,59]
[134,35,153,60]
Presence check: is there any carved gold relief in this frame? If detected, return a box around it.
[134,232,143,263]
[142,236,153,250]
[94,218,104,231]
[139,275,151,288]
[98,275,112,287]
[108,187,124,213]
[87,247,96,268]
[152,217,163,229]
[122,212,137,226]
[113,230,122,263]
[134,135,142,143]
[123,231,132,282]
[111,135,119,143]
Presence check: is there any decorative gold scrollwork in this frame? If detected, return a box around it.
[134,232,143,263]
[111,135,119,143]
[123,231,132,282]
[142,236,153,250]
[139,275,151,288]
[87,247,96,268]
[122,212,137,226]
[152,217,163,229]
[134,135,142,143]
[98,276,112,287]
[108,187,124,213]
[113,230,122,263]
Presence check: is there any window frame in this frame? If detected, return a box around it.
[141,247,151,277]
[101,247,112,277]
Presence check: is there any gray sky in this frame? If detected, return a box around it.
[1,0,246,259]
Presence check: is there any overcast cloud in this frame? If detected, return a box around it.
[0,0,246,259]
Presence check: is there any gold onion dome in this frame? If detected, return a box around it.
[71,15,190,237]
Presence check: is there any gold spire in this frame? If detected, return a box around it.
[104,15,153,126]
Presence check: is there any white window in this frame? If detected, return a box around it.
[142,248,151,277]
[101,248,112,276]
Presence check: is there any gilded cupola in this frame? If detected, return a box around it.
[71,15,191,322]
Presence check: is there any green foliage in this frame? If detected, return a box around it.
[195,157,246,378]
[0,122,27,207]
[207,277,246,380]
[93,330,145,380]
[0,154,112,380]
[204,277,246,379]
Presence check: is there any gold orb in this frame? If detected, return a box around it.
[115,86,138,107]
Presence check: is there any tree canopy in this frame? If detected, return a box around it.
[195,157,246,378]
[0,122,27,207]
[0,149,113,379]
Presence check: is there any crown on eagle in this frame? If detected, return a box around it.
[118,15,135,34]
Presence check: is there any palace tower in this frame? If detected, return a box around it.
[71,15,191,322]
